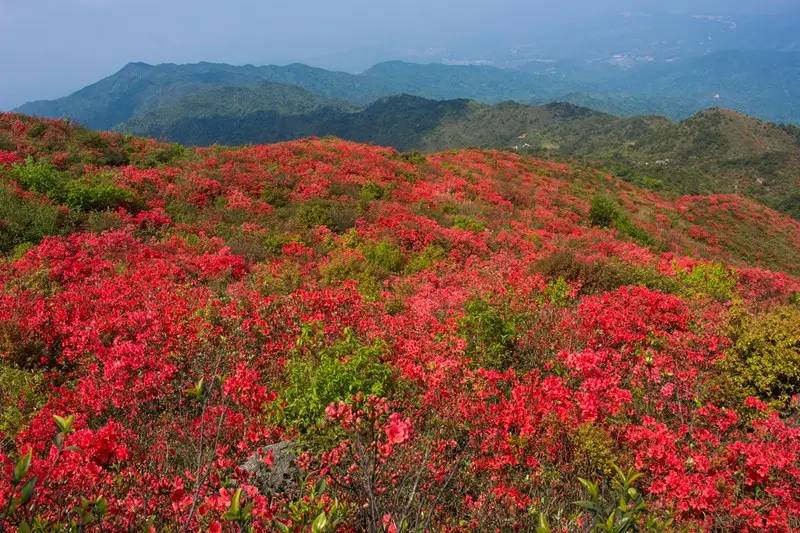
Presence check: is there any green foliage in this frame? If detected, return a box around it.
[131,142,186,168]
[0,132,14,151]
[589,196,619,229]
[405,244,446,274]
[261,184,291,208]
[452,214,485,233]
[543,276,572,306]
[26,123,47,140]
[278,327,393,431]
[222,488,254,529]
[678,262,737,301]
[359,181,385,202]
[7,157,67,200]
[0,365,45,439]
[613,216,656,247]
[394,151,427,165]
[459,297,518,370]
[574,465,672,532]
[275,478,348,533]
[532,252,679,296]
[571,423,617,479]
[589,196,655,247]
[63,173,142,212]
[363,239,404,275]
[0,181,67,253]
[723,306,800,411]
[295,201,356,232]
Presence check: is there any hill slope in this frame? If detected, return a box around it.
[119,89,800,219]
[1,113,800,530]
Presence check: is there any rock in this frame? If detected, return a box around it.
[241,441,298,495]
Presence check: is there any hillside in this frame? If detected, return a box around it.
[119,89,800,219]
[1,113,800,530]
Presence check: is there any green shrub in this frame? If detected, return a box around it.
[26,122,47,139]
[570,423,617,479]
[393,151,427,165]
[0,133,14,151]
[589,195,655,247]
[459,297,518,370]
[73,130,130,166]
[132,143,185,168]
[532,252,679,296]
[678,262,737,301]
[589,196,618,228]
[363,240,404,275]
[570,465,672,533]
[0,364,45,439]
[7,157,67,200]
[722,306,800,411]
[296,202,335,230]
[261,185,291,208]
[359,181,385,202]
[64,174,142,212]
[0,182,66,253]
[405,244,447,274]
[614,216,656,247]
[278,327,393,432]
[543,276,572,306]
[452,215,486,233]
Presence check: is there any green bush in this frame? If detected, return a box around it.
[393,151,427,165]
[278,327,394,431]
[589,196,618,228]
[570,423,617,479]
[363,240,404,275]
[532,252,679,296]
[678,262,737,301]
[0,364,45,439]
[0,182,66,253]
[614,216,656,247]
[589,195,655,247]
[261,184,291,208]
[722,306,800,411]
[359,181,385,202]
[296,201,337,230]
[64,174,142,212]
[405,244,447,274]
[543,276,572,306]
[452,215,486,233]
[7,157,67,200]
[132,143,185,168]
[570,465,672,533]
[26,122,47,139]
[459,297,518,370]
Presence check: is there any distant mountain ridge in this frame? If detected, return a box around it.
[15,50,800,128]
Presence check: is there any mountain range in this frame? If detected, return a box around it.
[15,50,800,127]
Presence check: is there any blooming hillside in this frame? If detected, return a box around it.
[0,112,799,531]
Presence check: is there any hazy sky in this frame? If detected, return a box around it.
[1,0,797,110]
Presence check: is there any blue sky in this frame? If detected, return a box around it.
[1,0,797,109]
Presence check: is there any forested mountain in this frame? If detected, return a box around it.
[16,51,800,128]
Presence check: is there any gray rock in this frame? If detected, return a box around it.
[241,441,299,495]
